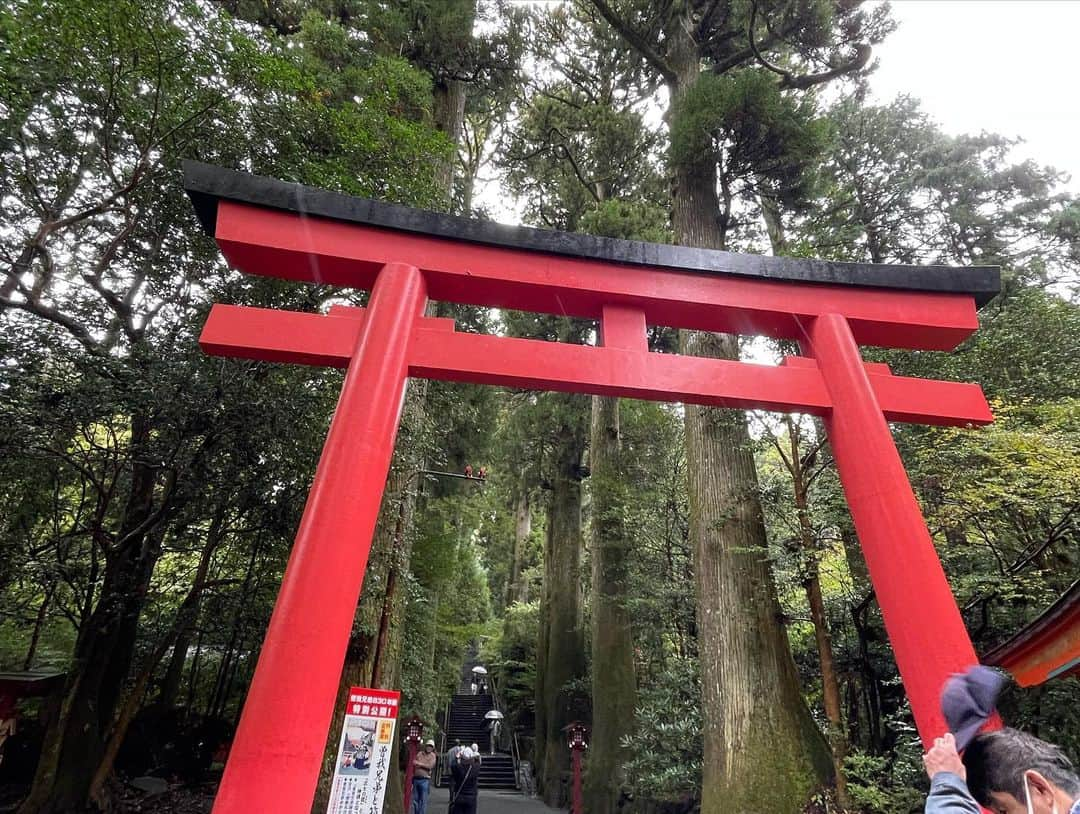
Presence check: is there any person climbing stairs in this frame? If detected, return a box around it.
[439,650,517,790]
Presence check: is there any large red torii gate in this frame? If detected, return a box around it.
[184,162,1001,813]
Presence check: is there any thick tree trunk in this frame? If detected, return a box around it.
[667,20,831,813]
[20,413,167,814]
[507,482,532,605]
[583,395,636,814]
[432,79,468,209]
[681,333,832,814]
[537,397,589,808]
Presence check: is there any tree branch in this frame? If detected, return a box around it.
[747,0,792,80]
[779,44,872,90]
[586,0,677,84]
[746,0,872,90]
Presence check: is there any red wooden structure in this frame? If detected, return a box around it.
[984,580,1080,686]
[0,671,64,766]
[184,163,1001,813]
[566,722,588,814]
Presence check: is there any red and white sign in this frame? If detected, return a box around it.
[326,687,400,814]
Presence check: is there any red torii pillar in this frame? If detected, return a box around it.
[182,162,1002,813]
[209,264,427,812]
[802,314,1002,744]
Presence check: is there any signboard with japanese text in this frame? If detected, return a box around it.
[326,686,400,814]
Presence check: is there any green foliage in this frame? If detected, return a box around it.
[1001,679,1080,761]
[843,749,925,814]
[620,659,703,804]
[1,0,1079,810]
[500,5,666,234]
[579,198,670,243]
[491,600,539,732]
[808,95,1078,283]
[669,70,829,206]
[235,12,451,204]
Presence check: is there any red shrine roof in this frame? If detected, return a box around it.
[983,581,1080,686]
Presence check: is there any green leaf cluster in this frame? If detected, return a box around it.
[669,70,828,206]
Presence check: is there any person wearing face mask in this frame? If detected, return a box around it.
[966,729,1080,814]
[923,665,1079,814]
[924,728,1080,814]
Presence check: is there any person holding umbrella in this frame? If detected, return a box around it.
[471,665,487,696]
[484,711,503,755]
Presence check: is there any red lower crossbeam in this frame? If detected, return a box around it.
[200,303,992,427]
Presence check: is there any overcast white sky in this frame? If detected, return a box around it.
[486,1,1080,214]
[867,1,1079,190]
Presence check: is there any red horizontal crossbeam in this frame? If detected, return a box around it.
[200,304,992,427]
[212,201,980,351]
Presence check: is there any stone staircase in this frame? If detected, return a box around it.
[438,654,517,790]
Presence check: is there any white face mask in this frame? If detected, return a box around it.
[1023,772,1061,814]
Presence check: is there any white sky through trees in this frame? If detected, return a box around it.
[870,0,1079,191]
[487,0,1080,218]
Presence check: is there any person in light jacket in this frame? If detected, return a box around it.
[924,730,1080,814]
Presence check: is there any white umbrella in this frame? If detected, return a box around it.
[471,666,488,675]
[484,710,504,720]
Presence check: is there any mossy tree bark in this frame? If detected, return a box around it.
[583,395,637,814]
[667,18,832,812]
[536,394,589,808]
[681,335,833,813]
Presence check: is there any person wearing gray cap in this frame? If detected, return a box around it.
[923,667,1080,814]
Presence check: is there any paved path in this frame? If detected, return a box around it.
[428,786,555,813]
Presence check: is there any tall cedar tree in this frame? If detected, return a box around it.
[500,8,667,803]
[583,0,891,809]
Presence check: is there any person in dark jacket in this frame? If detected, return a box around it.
[450,747,480,814]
